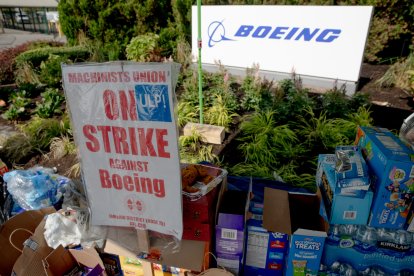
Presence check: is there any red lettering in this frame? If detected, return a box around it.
[158,71,166,82]
[156,129,170,158]
[103,89,119,120]
[128,127,139,155]
[100,169,111,188]
[123,72,130,82]
[140,177,152,194]
[119,90,138,121]
[138,128,156,157]
[112,174,122,189]
[68,73,77,83]
[83,125,100,152]
[83,72,90,83]
[112,126,128,154]
[111,72,117,82]
[123,175,133,191]
[97,126,112,152]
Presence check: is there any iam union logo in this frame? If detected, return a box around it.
[207,20,234,47]
[125,195,145,215]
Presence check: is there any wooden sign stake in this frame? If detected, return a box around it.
[137,229,155,276]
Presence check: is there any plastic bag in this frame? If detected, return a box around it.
[3,166,70,210]
[44,211,82,248]
[44,207,106,249]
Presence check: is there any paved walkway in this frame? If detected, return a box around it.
[0,28,66,50]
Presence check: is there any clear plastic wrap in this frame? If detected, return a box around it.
[3,166,70,210]
[44,207,107,249]
[105,225,180,261]
[181,163,228,201]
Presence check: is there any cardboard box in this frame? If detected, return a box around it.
[103,230,206,272]
[322,224,414,275]
[101,174,227,274]
[317,154,373,225]
[334,146,370,197]
[215,190,249,275]
[0,207,55,276]
[261,188,328,276]
[183,221,211,241]
[406,203,414,232]
[356,126,414,229]
[12,217,105,276]
[244,219,289,276]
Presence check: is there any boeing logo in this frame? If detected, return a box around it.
[207,20,342,47]
[207,20,234,47]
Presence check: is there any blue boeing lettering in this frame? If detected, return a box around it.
[316,29,341,42]
[234,25,341,42]
[252,26,272,38]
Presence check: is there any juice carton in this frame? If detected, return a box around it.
[356,126,414,229]
[334,146,370,197]
[317,154,373,225]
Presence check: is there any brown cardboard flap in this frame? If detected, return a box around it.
[12,219,54,276]
[44,245,77,276]
[69,247,105,271]
[263,187,292,234]
[104,237,205,272]
[154,239,205,272]
[0,207,55,276]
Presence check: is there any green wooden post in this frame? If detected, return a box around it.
[197,0,203,124]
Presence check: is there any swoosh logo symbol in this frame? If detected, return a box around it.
[207,20,234,47]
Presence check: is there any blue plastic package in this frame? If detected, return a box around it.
[3,167,68,210]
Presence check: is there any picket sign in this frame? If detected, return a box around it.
[62,62,183,275]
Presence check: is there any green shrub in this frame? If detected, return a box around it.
[319,88,350,119]
[273,78,316,124]
[39,55,70,87]
[376,54,414,92]
[58,0,173,59]
[19,117,71,151]
[205,95,239,130]
[2,90,31,121]
[35,88,65,118]
[240,68,263,111]
[177,101,198,128]
[0,117,71,165]
[0,44,30,84]
[15,46,90,70]
[179,127,218,163]
[126,33,160,62]
[158,26,180,58]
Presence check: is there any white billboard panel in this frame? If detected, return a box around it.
[192,5,373,83]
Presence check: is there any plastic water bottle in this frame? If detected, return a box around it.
[356,225,378,246]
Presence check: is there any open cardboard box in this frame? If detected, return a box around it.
[102,176,228,273]
[0,207,55,276]
[12,217,105,276]
[262,187,328,276]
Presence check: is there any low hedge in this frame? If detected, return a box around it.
[15,46,91,70]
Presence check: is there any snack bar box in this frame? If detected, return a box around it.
[356,126,414,229]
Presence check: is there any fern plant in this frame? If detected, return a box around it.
[229,162,273,179]
[177,101,198,128]
[205,95,238,131]
[295,107,350,151]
